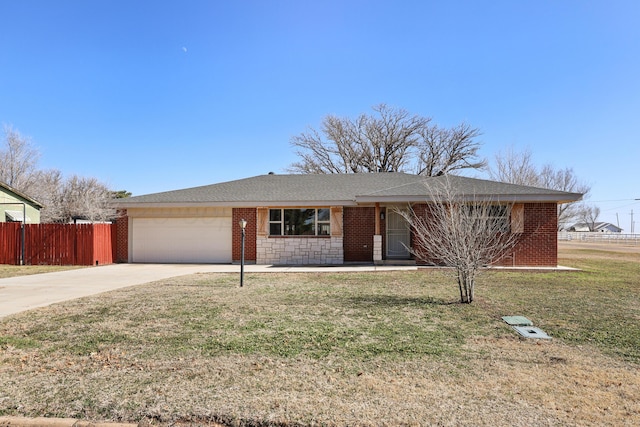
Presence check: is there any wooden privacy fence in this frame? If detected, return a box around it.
[0,223,116,266]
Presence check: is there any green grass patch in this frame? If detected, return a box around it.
[0,247,638,425]
[3,255,638,362]
[483,253,640,362]
[0,335,39,349]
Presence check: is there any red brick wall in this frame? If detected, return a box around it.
[232,208,257,262]
[409,204,432,264]
[410,202,558,267]
[114,210,128,263]
[380,208,387,258]
[506,202,558,267]
[344,207,386,262]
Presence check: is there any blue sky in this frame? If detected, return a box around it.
[1,0,639,230]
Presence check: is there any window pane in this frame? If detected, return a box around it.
[317,208,330,221]
[487,206,499,217]
[284,209,315,235]
[318,223,330,235]
[269,209,281,221]
[269,223,282,236]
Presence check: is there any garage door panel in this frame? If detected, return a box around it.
[132,217,232,263]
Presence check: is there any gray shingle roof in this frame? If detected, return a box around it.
[115,173,583,208]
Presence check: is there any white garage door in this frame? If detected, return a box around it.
[132,217,232,263]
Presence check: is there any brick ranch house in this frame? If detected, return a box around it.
[114,173,582,267]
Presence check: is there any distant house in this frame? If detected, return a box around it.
[0,182,43,223]
[115,173,582,267]
[568,222,622,233]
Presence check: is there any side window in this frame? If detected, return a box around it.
[317,208,331,235]
[269,209,282,235]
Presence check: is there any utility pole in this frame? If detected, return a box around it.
[633,199,640,236]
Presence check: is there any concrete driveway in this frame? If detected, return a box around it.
[0,263,417,319]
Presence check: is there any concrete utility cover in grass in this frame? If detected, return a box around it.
[513,326,552,340]
[501,316,533,326]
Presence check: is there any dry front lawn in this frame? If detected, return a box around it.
[0,265,84,279]
[0,244,639,426]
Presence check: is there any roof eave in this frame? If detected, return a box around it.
[115,193,583,209]
[114,199,359,209]
[0,182,44,208]
[356,193,584,204]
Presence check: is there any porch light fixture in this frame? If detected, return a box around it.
[239,219,247,287]
[380,211,385,220]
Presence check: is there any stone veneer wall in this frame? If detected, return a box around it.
[256,236,344,265]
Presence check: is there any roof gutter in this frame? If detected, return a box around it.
[355,193,584,204]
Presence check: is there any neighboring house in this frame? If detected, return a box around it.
[0,182,43,223]
[568,222,623,233]
[114,173,582,267]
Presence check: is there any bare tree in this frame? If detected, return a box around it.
[289,104,485,176]
[28,169,64,223]
[58,175,116,223]
[1,125,118,223]
[0,125,41,193]
[577,203,601,231]
[488,147,589,230]
[415,122,485,176]
[399,180,522,304]
[487,146,540,186]
[539,164,590,230]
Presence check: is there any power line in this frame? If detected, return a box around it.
[587,198,640,203]
[601,202,639,212]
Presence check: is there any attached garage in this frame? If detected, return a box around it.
[127,208,233,263]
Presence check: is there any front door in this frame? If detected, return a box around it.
[386,210,411,259]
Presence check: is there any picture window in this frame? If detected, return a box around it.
[268,208,331,236]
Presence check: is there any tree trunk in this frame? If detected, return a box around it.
[457,275,465,303]
[458,270,474,304]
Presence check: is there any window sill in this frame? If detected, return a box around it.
[268,235,331,238]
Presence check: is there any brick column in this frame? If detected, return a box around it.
[232,208,257,263]
[114,210,128,263]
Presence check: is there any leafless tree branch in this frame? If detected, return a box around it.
[398,178,522,303]
[0,125,41,192]
[1,125,119,223]
[488,147,590,230]
[288,104,484,176]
